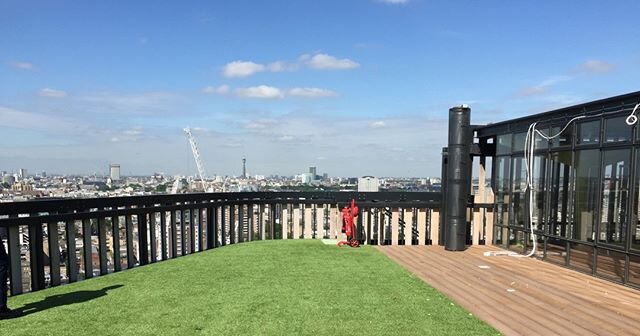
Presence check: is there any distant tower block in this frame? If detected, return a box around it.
[110,164,121,181]
[242,158,247,179]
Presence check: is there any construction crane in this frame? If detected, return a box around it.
[183,127,211,192]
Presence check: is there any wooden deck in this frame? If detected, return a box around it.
[378,245,640,336]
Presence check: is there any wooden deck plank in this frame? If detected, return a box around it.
[377,245,640,336]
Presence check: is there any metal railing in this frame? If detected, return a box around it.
[1,191,466,295]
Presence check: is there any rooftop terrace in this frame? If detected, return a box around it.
[3,240,497,335]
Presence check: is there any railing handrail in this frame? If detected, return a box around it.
[0,191,442,225]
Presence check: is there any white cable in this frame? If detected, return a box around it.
[493,115,585,258]
[626,103,640,126]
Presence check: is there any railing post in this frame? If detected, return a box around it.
[138,211,148,265]
[220,204,226,246]
[47,222,61,286]
[98,217,108,275]
[112,216,121,271]
[190,207,196,253]
[149,211,157,262]
[126,215,135,267]
[29,222,45,291]
[170,210,177,258]
[198,207,205,250]
[65,220,77,283]
[160,211,167,259]
[82,219,93,278]
[8,224,23,295]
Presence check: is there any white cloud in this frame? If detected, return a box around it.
[78,91,182,115]
[10,61,34,70]
[288,87,337,98]
[301,53,360,70]
[378,0,409,3]
[0,106,78,132]
[370,121,387,129]
[245,119,276,130]
[580,60,614,74]
[39,88,68,98]
[517,75,572,97]
[235,85,284,99]
[223,61,265,78]
[110,137,120,142]
[278,135,295,142]
[267,61,298,72]
[123,127,144,136]
[202,85,230,95]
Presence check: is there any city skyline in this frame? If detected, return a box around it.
[2,1,640,176]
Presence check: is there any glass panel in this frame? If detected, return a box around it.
[629,255,640,287]
[598,150,630,246]
[495,156,510,229]
[632,149,640,251]
[508,229,525,253]
[497,134,512,155]
[548,151,572,237]
[573,150,600,242]
[495,156,511,203]
[532,155,547,232]
[513,133,526,152]
[596,248,625,282]
[511,157,527,227]
[577,120,600,145]
[494,225,504,246]
[550,125,572,148]
[569,242,593,273]
[534,129,548,149]
[546,238,567,265]
[604,117,631,143]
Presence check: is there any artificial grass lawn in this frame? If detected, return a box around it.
[2,240,498,335]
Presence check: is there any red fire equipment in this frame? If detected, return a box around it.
[337,199,359,247]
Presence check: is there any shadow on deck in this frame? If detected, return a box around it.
[378,245,640,336]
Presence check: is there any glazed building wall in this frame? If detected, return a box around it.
[491,112,640,288]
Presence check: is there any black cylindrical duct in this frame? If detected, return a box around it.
[445,106,472,251]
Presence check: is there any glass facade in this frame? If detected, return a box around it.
[489,108,640,288]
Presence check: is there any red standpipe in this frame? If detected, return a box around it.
[337,199,359,247]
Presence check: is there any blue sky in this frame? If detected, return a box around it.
[2,0,640,177]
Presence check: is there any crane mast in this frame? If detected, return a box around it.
[183,127,208,190]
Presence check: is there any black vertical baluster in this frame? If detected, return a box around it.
[198,208,204,251]
[220,204,226,246]
[160,211,167,260]
[65,221,77,283]
[170,210,177,258]
[138,212,149,266]
[258,204,264,240]
[8,225,23,294]
[367,209,372,245]
[311,205,316,239]
[238,205,244,243]
[181,209,187,256]
[213,205,220,247]
[248,204,253,242]
[82,219,93,279]
[29,223,45,291]
[126,215,135,268]
[190,208,196,253]
[149,210,157,263]
[47,222,61,287]
[98,217,108,275]
[270,203,276,240]
[112,216,121,272]
[206,206,214,249]
[229,205,236,245]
